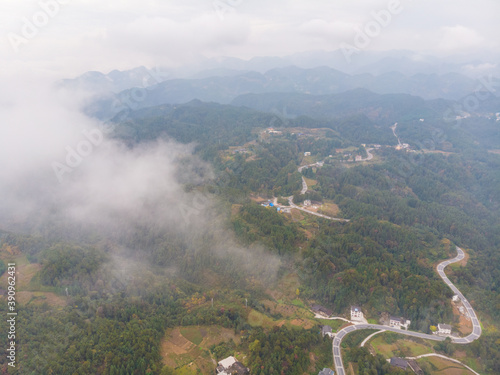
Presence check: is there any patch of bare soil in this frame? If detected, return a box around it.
[452,303,472,335]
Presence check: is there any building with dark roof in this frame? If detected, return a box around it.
[408,359,424,375]
[321,325,333,338]
[390,357,408,370]
[311,304,333,317]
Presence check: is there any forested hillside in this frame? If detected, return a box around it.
[1,90,499,375]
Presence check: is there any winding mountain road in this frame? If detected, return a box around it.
[332,246,481,375]
[289,162,350,222]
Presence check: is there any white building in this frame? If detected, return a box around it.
[216,356,249,375]
[267,128,282,134]
[304,152,311,156]
[217,356,236,375]
[452,295,460,302]
[351,305,363,320]
[438,324,452,335]
[389,316,411,330]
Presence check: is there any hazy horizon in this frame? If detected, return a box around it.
[1,0,499,80]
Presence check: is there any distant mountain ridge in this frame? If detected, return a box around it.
[230,89,450,123]
[79,65,490,121]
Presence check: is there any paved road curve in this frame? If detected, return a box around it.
[332,246,481,375]
[436,247,482,343]
[287,196,350,222]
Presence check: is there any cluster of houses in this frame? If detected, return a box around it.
[217,303,456,375]
[310,303,457,374]
[232,148,248,154]
[395,143,410,150]
[315,304,415,331]
[260,200,291,214]
[266,128,283,135]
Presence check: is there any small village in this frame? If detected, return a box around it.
[212,293,467,375]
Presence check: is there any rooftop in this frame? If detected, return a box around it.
[438,323,452,330]
[390,316,406,323]
[390,357,408,370]
[218,356,237,369]
[322,325,332,333]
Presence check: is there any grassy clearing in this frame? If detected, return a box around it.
[315,319,345,332]
[419,356,475,375]
[180,327,204,346]
[291,298,305,307]
[304,177,317,187]
[247,309,277,328]
[369,333,433,358]
[318,201,340,217]
[0,253,67,308]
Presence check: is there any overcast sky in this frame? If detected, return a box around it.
[1,0,499,79]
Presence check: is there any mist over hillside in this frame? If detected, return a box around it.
[2,1,500,373]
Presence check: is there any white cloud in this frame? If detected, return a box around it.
[299,19,360,40]
[0,1,499,79]
[105,14,250,61]
[437,25,485,52]
[0,68,282,279]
